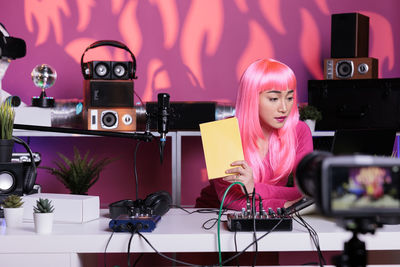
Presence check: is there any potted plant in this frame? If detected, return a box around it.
[0,100,15,162]
[33,198,55,234]
[299,104,322,132]
[2,194,24,228]
[42,146,113,195]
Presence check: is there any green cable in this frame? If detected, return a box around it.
[217,181,245,267]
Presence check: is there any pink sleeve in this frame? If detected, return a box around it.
[212,121,314,211]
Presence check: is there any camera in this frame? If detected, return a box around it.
[297,151,400,220]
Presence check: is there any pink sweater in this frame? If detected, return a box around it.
[195,120,313,211]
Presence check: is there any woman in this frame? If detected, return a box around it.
[195,58,313,211]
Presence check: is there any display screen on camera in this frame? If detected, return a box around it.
[321,156,400,218]
[328,165,400,214]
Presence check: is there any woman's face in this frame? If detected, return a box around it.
[258,89,294,130]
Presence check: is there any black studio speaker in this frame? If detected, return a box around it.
[308,78,400,131]
[0,137,37,204]
[331,13,369,58]
[81,40,137,80]
[83,80,134,108]
[0,162,25,202]
[139,102,235,130]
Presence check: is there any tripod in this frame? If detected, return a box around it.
[333,218,382,267]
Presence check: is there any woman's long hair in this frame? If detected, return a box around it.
[235,59,299,184]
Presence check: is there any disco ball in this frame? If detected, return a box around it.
[31,64,56,108]
[31,64,57,89]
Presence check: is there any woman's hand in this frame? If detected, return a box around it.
[223,160,254,194]
[283,196,304,209]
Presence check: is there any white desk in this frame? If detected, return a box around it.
[1,209,400,267]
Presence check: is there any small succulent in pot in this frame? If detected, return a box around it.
[33,198,55,213]
[2,194,24,208]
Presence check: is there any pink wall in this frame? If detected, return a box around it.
[1,0,400,206]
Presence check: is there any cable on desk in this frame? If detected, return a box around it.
[292,213,326,267]
[170,205,220,215]
[132,253,143,267]
[137,232,200,266]
[217,181,249,267]
[133,140,142,200]
[234,229,240,267]
[103,229,115,267]
[127,226,139,267]
[221,218,284,266]
[201,195,249,230]
[251,188,258,267]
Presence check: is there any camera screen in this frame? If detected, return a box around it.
[330,165,400,213]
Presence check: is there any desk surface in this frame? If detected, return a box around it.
[1,209,400,254]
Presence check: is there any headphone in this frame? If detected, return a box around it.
[13,136,37,193]
[80,40,137,80]
[0,23,26,60]
[109,191,172,219]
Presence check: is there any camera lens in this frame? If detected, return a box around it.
[296,151,332,198]
[95,62,109,77]
[113,63,127,78]
[101,111,118,128]
[336,61,354,78]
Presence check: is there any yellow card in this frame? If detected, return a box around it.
[200,117,244,180]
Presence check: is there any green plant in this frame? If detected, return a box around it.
[0,100,15,139]
[2,194,23,208]
[42,146,114,195]
[33,198,54,213]
[299,104,322,122]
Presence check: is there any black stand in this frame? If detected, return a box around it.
[14,124,154,142]
[32,90,55,108]
[333,218,382,267]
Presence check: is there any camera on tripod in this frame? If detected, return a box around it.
[297,151,400,267]
[297,151,400,220]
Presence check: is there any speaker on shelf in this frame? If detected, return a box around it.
[83,61,134,80]
[324,57,378,80]
[83,80,134,108]
[0,136,37,204]
[85,107,136,131]
[81,40,137,80]
[331,13,369,58]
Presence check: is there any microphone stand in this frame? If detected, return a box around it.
[13,124,154,142]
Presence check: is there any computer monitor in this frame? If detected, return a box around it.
[331,129,396,157]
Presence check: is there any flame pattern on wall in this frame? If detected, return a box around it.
[2,0,398,104]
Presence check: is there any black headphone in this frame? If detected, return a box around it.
[0,23,26,60]
[80,40,137,80]
[13,136,37,193]
[109,191,172,219]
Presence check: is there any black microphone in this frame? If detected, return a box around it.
[157,93,170,163]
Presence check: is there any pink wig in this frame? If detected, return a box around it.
[235,59,299,184]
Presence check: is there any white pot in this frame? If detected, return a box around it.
[305,119,316,132]
[4,207,24,228]
[33,213,54,234]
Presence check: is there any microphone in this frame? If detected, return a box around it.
[157,93,170,163]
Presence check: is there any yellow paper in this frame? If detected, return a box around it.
[200,117,244,180]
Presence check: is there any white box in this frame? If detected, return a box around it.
[22,193,100,223]
[14,107,52,126]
